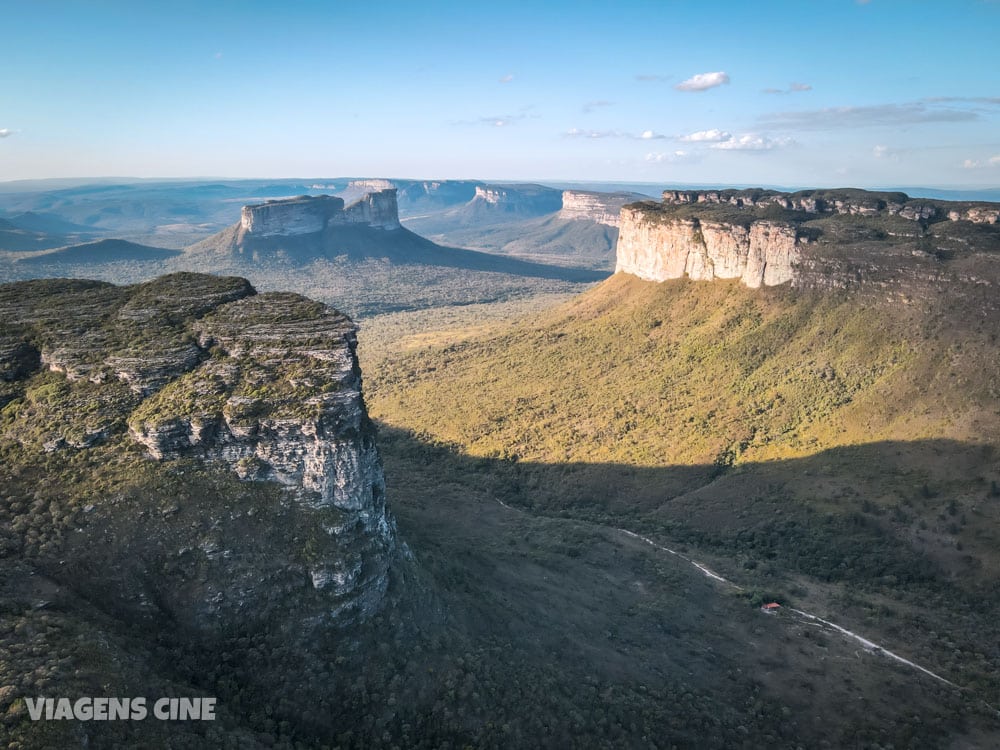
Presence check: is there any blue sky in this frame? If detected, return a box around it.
[1,0,999,187]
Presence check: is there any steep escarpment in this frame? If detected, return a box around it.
[0,272,398,624]
[188,189,403,261]
[616,189,1000,304]
[662,187,1000,224]
[558,190,647,227]
[465,184,563,221]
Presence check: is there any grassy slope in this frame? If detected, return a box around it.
[363,272,1000,734]
[368,273,999,466]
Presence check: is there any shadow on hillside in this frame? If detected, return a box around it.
[367,425,1000,744]
[198,224,610,283]
[376,424,999,599]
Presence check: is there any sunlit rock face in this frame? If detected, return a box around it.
[661,188,1000,225]
[558,191,646,227]
[240,190,400,237]
[615,190,1000,308]
[615,209,804,288]
[241,195,346,237]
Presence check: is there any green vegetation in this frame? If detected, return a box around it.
[3,265,1000,746]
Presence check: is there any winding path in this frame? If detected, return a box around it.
[495,497,960,689]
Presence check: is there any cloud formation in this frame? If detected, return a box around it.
[711,134,792,151]
[759,102,978,130]
[0,129,12,138]
[763,82,812,95]
[675,71,729,92]
[962,155,1000,169]
[499,73,514,83]
[679,128,732,142]
[645,150,696,163]
[564,128,666,140]
[565,128,623,139]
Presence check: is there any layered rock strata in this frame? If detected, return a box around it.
[558,190,648,227]
[0,273,398,621]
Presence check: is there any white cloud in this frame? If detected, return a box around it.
[679,128,732,142]
[675,71,730,92]
[962,155,1000,168]
[565,128,623,139]
[582,100,613,113]
[0,129,12,138]
[499,73,514,83]
[764,82,812,95]
[759,102,978,130]
[565,128,665,140]
[711,134,792,151]
[872,144,904,161]
[645,150,696,163]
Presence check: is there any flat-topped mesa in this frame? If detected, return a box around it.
[558,190,648,227]
[240,189,400,237]
[471,184,563,214]
[616,208,804,288]
[241,195,345,236]
[661,188,1000,225]
[616,189,1000,302]
[339,178,396,206]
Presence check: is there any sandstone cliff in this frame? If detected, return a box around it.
[558,190,648,227]
[187,189,402,261]
[240,190,400,236]
[616,189,1000,303]
[661,188,1000,225]
[468,184,563,218]
[0,273,398,623]
[616,208,805,288]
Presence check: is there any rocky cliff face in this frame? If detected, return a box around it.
[241,190,400,237]
[188,189,403,261]
[558,191,647,227]
[616,189,1000,304]
[616,209,804,287]
[0,273,398,623]
[241,195,346,237]
[469,184,563,216]
[662,188,1000,225]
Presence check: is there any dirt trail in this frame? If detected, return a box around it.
[491,497,960,689]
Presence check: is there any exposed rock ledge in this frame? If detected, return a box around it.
[558,190,649,227]
[240,189,401,237]
[615,208,805,287]
[0,273,398,622]
[614,190,1000,304]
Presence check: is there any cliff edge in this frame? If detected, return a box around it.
[0,272,398,626]
[616,188,1000,304]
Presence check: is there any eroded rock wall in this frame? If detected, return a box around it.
[615,209,803,288]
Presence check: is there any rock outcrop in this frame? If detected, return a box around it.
[187,189,403,261]
[0,273,399,622]
[616,209,806,288]
[661,188,1000,225]
[240,191,400,237]
[468,184,563,217]
[615,189,1000,303]
[558,190,648,227]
